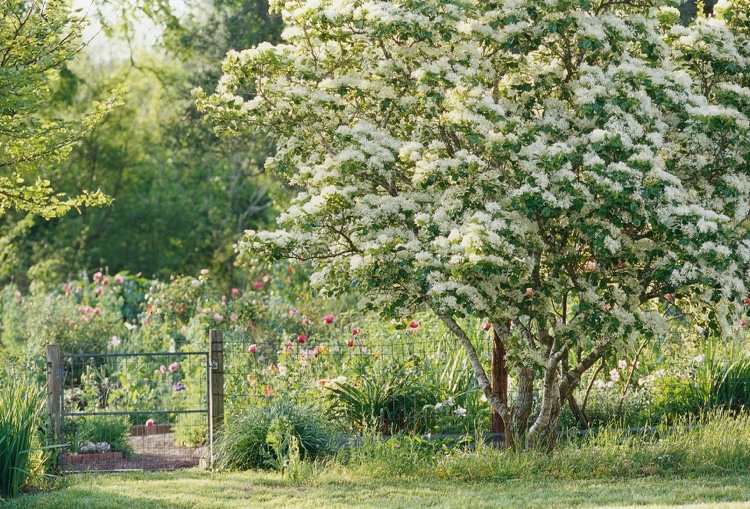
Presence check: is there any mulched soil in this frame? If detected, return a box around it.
[62,432,203,472]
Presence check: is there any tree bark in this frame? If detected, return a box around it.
[527,356,562,451]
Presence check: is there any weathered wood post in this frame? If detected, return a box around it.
[208,329,224,469]
[46,344,63,443]
[490,328,508,438]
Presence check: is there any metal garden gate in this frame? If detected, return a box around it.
[46,331,225,473]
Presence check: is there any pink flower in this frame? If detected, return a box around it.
[288,308,299,317]
[248,344,257,354]
[301,316,312,326]
[230,312,238,322]
[63,283,72,296]
[744,297,750,305]
[583,260,598,272]
[408,320,420,330]
[159,365,167,375]
[741,319,748,328]
[347,338,355,348]
[602,303,612,312]
[481,322,492,331]
[114,274,125,285]
[145,419,155,429]
[168,362,180,373]
[93,271,103,284]
[285,341,294,352]
[351,327,361,336]
[95,286,104,296]
[231,288,241,298]
[323,314,336,325]
[297,334,308,344]
[253,280,265,290]
[213,313,224,323]
[525,287,535,298]
[664,293,675,303]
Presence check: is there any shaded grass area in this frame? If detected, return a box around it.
[3,470,750,509]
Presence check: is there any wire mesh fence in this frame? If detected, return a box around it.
[220,327,495,438]
[60,351,209,472]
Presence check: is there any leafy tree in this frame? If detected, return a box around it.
[0,0,112,218]
[199,0,750,449]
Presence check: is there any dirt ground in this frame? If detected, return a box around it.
[62,432,203,472]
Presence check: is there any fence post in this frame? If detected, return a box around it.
[46,344,63,443]
[208,330,224,469]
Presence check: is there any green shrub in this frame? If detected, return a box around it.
[324,361,438,433]
[0,371,44,499]
[67,416,132,456]
[216,400,336,471]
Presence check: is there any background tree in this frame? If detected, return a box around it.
[0,0,111,218]
[199,0,750,449]
[0,0,283,287]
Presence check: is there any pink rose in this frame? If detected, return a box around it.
[323,314,335,325]
[159,365,168,375]
[114,274,125,285]
[168,362,180,373]
[408,320,419,330]
[253,280,265,290]
[231,288,241,298]
[93,271,103,284]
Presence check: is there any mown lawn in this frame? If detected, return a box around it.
[3,470,750,509]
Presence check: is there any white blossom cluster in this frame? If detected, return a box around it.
[198,0,750,358]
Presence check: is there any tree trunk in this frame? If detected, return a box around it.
[507,366,534,449]
[527,358,562,451]
[490,327,508,435]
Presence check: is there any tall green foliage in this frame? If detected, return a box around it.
[0,371,44,499]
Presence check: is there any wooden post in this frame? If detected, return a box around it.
[490,329,508,436]
[46,344,63,443]
[208,330,224,469]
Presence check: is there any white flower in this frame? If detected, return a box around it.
[617,359,627,370]
[454,406,467,417]
[610,369,620,383]
[110,336,121,347]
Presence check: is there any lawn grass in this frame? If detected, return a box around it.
[3,470,750,509]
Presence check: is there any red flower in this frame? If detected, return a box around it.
[351,327,361,336]
[253,280,265,290]
[297,334,308,344]
[347,338,355,348]
[263,385,274,398]
[408,320,419,330]
[741,319,748,328]
[248,344,257,354]
[744,297,750,305]
[323,314,336,324]
[145,419,155,429]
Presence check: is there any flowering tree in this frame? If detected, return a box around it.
[198,0,750,449]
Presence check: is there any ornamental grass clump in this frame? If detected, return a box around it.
[0,372,44,499]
